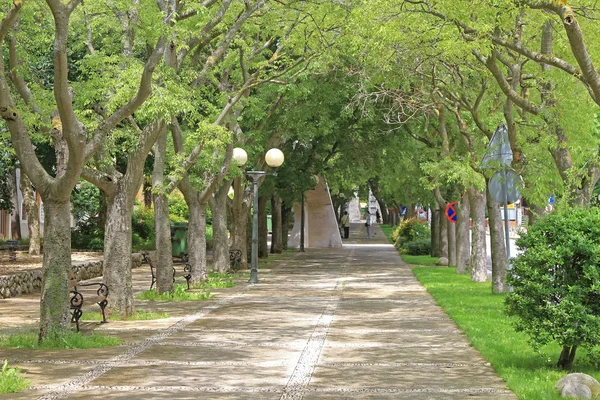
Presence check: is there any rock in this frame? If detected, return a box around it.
[556,373,600,399]
[436,257,449,266]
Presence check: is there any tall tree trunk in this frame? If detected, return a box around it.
[258,194,268,259]
[282,203,292,250]
[468,186,487,282]
[487,184,508,292]
[8,170,21,239]
[143,178,152,208]
[38,200,72,340]
[431,207,440,257]
[103,191,134,318]
[186,196,209,283]
[271,194,283,254]
[438,203,449,259]
[152,132,174,293]
[406,203,416,219]
[19,172,41,255]
[230,177,250,269]
[209,181,230,273]
[455,192,471,273]
[447,216,456,266]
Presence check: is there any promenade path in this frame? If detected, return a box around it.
[1,223,515,399]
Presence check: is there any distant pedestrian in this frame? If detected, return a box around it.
[341,211,350,239]
[365,210,372,239]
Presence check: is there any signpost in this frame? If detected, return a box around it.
[445,201,458,223]
[481,124,523,260]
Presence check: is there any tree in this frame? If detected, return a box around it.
[0,0,167,340]
[506,207,600,370]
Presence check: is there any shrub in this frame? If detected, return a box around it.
[505,207,600,369]
[404,238,432,255]
[392,218,431,251]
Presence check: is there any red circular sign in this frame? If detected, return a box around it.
[445,201,458,223]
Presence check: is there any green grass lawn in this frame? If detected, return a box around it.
[401,254,438,266]
[0,329,121,349]
[379,224,395,243]
[412,267,600,399]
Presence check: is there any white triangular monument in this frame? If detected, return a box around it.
[289,177,343,248]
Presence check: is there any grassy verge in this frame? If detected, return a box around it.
[82,310,169,321]
[379,224,395,243]
[0,360,29,394]
[0,329,121,349]
[412,267,600,399]
[401,254,438,266]
[136,284,212,301]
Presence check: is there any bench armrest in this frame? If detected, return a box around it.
[76,282,109,297]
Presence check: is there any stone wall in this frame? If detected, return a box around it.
[0,253,143,299]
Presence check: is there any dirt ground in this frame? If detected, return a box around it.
[0,251,103,276]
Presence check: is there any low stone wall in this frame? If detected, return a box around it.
[0,253,143,299]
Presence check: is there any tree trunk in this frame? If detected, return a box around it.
[19,173,41,255]
[282,203,292,250]
[103,191,134,318]
[487,184,508,292]
[230,177,250,269]
[557,345,577,370]
[38,200,72,340]
[258,195,268,259]
[186,196,209,284]
[209,181,230,273]
[468,186,487,282]
[143,178,152,208]
[447,215,456,266]
[271,194,283,254]
[8,170,21,239]
[431,207,440,257]
[406,203,416,219]
[439,204,449,258]
[152,132,174,293]
[455,192,471,273]
[376,198,388,223]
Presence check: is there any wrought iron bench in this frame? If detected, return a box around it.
[229,249,242,271]
[141,252,191,290]
[69,272,109,332]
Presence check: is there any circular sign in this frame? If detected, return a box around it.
[445,201,458,223]
[489,169,523,205]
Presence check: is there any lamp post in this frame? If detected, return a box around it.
[232,147,284,283]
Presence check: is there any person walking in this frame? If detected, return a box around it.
[341,211,350,239]
[365,210,372,239]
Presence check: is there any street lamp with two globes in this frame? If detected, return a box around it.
[232,147,284,283]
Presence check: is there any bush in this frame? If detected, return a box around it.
[404,238,432,255]
[505,207,600,369]
[0,360,29,394]
[392,218,431,251]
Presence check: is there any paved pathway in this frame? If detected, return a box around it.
[1,223,515,399]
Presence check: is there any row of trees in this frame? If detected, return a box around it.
[2,0,599,363]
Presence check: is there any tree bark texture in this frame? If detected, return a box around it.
[38,200,72,340]
[455,193,471,273]
[487,184,508,292]
[19,172,41,255]
[431,207,440,257]
[271,194,283,254]
[8,170,21,239]
[230,177,250,269]
[468,187,487,282]
[209,181,231,273]
[557,345,577,370]
[186,196,209,283]
[438,202,449,259]
[152,132,174,293]
[103,191,134,318]
[258,194,268,259]
[281,203,292,250]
